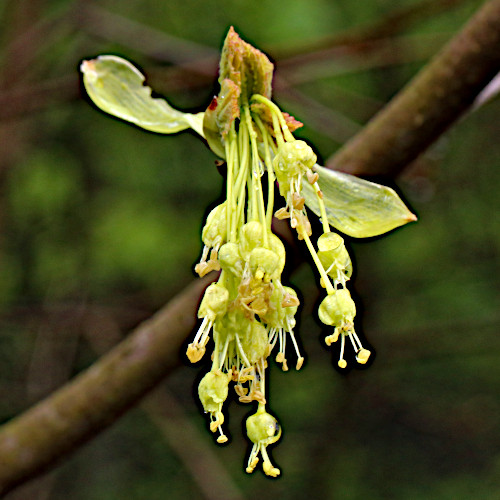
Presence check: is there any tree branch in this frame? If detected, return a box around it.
[327,0,500,176]
[83,309,245,500]
[0,276,213,496]
[1,0,500,494]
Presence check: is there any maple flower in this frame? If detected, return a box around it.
[245,403,282,476]
[81,26,416,477]
[318,289,371,368]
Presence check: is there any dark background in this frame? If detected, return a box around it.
[0,0,499,498]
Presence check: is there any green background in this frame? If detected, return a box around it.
[1,0,499,498]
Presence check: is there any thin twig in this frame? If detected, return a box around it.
[0,76,78,122]
[271,0,470,58]
[278,33,450,85]
[76,3,218,71]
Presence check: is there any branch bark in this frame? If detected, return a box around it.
[2,0,500,495]
[327,0,500,176]
[0,277,213,496]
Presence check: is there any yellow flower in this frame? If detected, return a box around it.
[198,370,232,443]
[319,289,371,368]
[81,26,416,478]
[245,404,281,477]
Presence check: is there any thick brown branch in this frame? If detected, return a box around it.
[0,276,213,496]
[327,0,500,176]
[1,1,499,494]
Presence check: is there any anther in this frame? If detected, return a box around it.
[307,171,319,184]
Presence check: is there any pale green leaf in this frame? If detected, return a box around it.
[81,55,205,137]
[302,164,417,238]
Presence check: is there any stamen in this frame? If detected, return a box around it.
[338,334,347,368]
[192,316,211,345]
[216,426,228,444]
[282,293,300,308]
[261,446,280,477]
[356,348,371,364]
[217,335,231,371]
[307,170,319,184]
[235,333,252,368]
[209,410,224,432]
[235,384,248,397]
[201,245,210,262]
[351,332,371,364]
[289,331,304,370]
[348,331,359,352]
[292,192,305,210]
[325,328,340,346]
[194,261,210,277]
[274,207,290,220]
[246,444,260,473]
[351,331,363,350]
[268,327,278,351]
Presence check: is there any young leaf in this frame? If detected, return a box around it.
[302,164,417,238]
[219,27,274,101]
[203,79,241,158]
[81,55,205,137]
[203,27,275,158]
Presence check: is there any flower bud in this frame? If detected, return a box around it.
[246,407,281,445]
[317,232,353,279]
[261,286,298,330]
[201,202,227,249]
[273,140,317,196]
[249,247,280,281]
[268,233,286,277]
[318,288,356,326]
[218,242,243,276]
[198,370,231,414]
[198,283,229,320]
[240,320,268,364]
[245,405,281,476]
[238,221,264,261]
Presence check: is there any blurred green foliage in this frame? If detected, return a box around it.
[0,0,498,499]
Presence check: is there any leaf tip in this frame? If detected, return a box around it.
[80,59,96,75]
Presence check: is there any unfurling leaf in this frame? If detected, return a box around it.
[203,79,240,158]
[219,26,274,101]
[203,27,275,158]
[81,55,205,137]
[303,164,417,238]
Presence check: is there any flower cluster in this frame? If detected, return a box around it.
[189,76,373,476]
[81,26,416,478]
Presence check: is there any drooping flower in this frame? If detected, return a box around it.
[198,370,232,443]
[245,403,282,476]
[81,27,416,477]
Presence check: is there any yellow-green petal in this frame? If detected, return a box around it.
[302,164,417,238]
[81,55,204,137]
